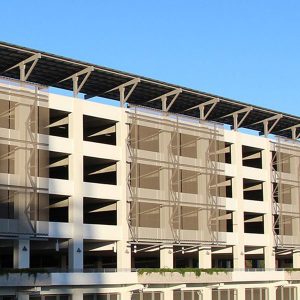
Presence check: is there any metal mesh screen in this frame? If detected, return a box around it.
[272,137,300,248]
[127,106,226,245]
[0,77,49,238]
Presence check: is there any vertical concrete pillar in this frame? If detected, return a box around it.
[160,246,173,268]
[197,135,209,246]
[264,246,275,270]
[236,286,245,300]
[231,133,245,270]
[200,288,212,300]
[262,144,276,269]
[14,103,31,269]
[68,100,84,271]
[117,241,131,270]
[116,113,131,270]
[198,248,211,268]
[13,239,30,268]
[159,127,173,243]
[120,291,132,300]
[293,285,300,300]
[293,250,300,268]
[268,286,276,300]
[16,293,29,300]
[72,289,83,300]
[163,290,173,300]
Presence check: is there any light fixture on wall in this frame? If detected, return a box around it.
[77,248,82,253]
[22,246,27,252]
[181,247,185,254]
[133,245,137,253]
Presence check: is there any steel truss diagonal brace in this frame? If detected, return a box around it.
[105,78,141,107]
[276,124,300,140]
[251,114,283,137]
[184,98,220,120]
[220,106,253,131]
[5,53,41,82]
[148,88,182,112]
[291,125,300,140]
[59,66,94,98]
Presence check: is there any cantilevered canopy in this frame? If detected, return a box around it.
[0,41,299,139]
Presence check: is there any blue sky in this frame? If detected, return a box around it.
[1,1,300,115]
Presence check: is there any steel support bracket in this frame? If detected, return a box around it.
[219,106,253,131]
[247,114,283,137]
[148,88,182,112]
[105,78,140,107]
[59,66,94,98]
[275,124,300,140]
[261,114,283,137]
[184,98,220,120]
[5,53,41,82]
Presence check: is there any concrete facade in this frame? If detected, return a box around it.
[0,72,299,300]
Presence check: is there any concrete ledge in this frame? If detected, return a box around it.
[138,270,296,285]
[0,271,138,287]
[138,271,232,284]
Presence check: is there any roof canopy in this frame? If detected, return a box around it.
[0,41,298,139]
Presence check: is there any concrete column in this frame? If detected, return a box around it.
[160,246,173,268]
[163,290,173,300]
[231,133,245,270]
[120,291,133,300]
[200,288,212,300]
[16,293,29,300]
[233,245,245,270]
[262,145,276,269]
[268,285,276,300]
[198,248,211,268]
[293,250,300,268]
[264,246,275,270]
[293,285,300,300]
[72,290,83,300]
[117,241,131,270]
[116,114,131,270]
[159,128,173,242]
[13,239,30,268]
[236,286,245,300]
[14,103,31,269]
[68,100,84,271]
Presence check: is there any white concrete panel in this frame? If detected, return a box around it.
[83,141,121,161]
[49,93,74,112]
[225,198,237,211]
[244,200,268,213]
[242,166,267,181]
[225,232,238,245]
[83,224,122,240]
[83,101,122,121]
[48,221,73,238]
[83,182,121,200]
[49,178,73,195]
[48,135,72,154]
[244,233,268,246]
